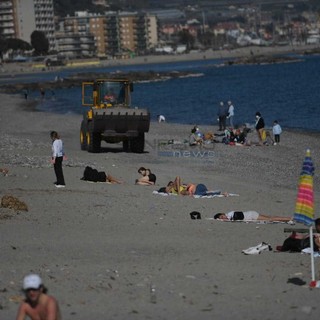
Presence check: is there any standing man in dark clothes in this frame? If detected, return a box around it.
[255,112,265,145]
[50,131,66,188]
[217,101,229,131]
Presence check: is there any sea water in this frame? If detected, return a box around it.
[3,54,320,132]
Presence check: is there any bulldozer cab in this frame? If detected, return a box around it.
[82,79,133,108]
[80,78,149,153]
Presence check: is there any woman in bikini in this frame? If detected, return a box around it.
[165,176,227,196]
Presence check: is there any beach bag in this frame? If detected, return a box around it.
[261,129,267,141]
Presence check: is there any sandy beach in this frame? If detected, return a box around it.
[0,91,320,319]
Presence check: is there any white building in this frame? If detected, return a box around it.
[0,0,16,39]
[15,0,36,43]
[56,11,158,58]
[0,0,56,51]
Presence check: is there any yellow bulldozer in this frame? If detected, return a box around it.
[80,78,150,153]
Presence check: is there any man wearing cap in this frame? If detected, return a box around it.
[16,274,61,320]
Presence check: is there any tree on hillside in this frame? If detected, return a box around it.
[53,0,104,17]
[0,35,32,60]
[178,29,195,50]
[31,31,49,55]
[197,31,214,48]
[309,0,320,11]
[0,40,6,61]
[6,38,32,51]
[119,0,150,10]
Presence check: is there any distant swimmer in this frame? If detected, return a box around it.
[157,115,166,123]
[40,88,45,100]
[23,89,29,100]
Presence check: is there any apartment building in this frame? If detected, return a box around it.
[56,11,158,58]
[0,0,56,51]
[56,11,97,58]
[33,0,56,51]
[119,12,158,55]
[0,0,17,39]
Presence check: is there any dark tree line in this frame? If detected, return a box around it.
[0,38,31,52]
[31,31,49,55]
[0,30,49,59]
[0,35,32,60]
[53,0,105,17]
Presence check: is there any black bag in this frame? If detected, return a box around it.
[190,211,201,220]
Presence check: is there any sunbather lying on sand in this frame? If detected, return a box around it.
[164,176,228,196]
[214,211,292,222]
[277,218,320,252]
[81,166,122,184]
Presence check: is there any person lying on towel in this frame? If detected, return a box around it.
[81,166,122,184]
[277,218,320,252]
[214,211,292,222]
[164,176,228,196]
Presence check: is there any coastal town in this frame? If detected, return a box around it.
[0,0,320,64]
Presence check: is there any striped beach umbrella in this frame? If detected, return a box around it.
[293,149,314,226]
[293,149,317,284]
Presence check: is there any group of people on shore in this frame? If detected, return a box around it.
[217,100,234,131]
[189,125,207,146]
[186,102,283,147]
[50,131,158,188]
[216,100,282,146]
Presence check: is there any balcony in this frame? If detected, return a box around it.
[0,9,13,15]
[0,21,14,27]
[106,45,120,51]
[134,17,146,24]
[104,25,118,31]
[106,40,119,45]
[134,22,146,28]
[104,18,117,24]
[0,7,12,14]
[135,30,146,36]
[106,30,118,36]
[136,39,147,45]
[2,29,15,36]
